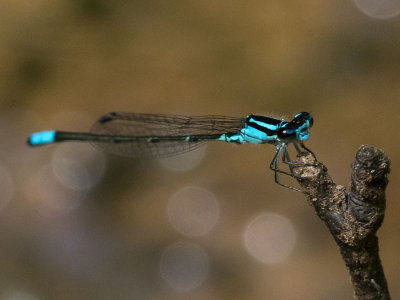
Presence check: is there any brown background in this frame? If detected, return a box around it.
[1,0,399,299]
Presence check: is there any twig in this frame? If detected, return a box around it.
[293,145,391,300]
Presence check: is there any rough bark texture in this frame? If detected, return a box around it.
[293,145,390,300]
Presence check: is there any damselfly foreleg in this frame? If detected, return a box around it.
[269,143,303,192]
[282,141,316,168]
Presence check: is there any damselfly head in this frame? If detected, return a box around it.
[293,112,313,140]
[277,112,313,141]
[296,128,310,140]
[292,112,313,128]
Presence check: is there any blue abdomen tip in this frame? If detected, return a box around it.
[28,131,56,146]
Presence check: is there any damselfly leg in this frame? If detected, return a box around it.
[298,141,316,159]
[282,141,316,167]
[269,144,293,176]
[269,141,317,192]
[269,143,303,192]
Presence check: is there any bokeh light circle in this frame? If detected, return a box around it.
[353,0,400,19]
[167,186,219,237]
[160,242,209,292]
[34,164,87,213]
[244,213,296,264]
[52,143,106,191]
[158,146,207,172]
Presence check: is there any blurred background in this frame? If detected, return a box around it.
[1,0,400,299]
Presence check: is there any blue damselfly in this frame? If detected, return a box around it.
[28,112,314,191]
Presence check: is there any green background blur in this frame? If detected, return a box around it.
[1,0,400,299]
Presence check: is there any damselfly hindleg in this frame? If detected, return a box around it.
[269,143,303,192]
[282,141,316,167]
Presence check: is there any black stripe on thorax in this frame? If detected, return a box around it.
[246,115,286,135]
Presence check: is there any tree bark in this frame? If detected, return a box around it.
[293,145,390,300]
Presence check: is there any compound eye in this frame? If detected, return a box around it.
[293,112,313,127]
[308,115,314,127]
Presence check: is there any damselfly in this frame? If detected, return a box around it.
[27,112,314,191]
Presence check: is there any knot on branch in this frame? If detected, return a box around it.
[292,144,391,299]
[352,145,390,188]
[350,145,390,233]
[294,145,390,245]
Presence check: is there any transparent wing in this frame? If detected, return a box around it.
[90,112,245,158]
